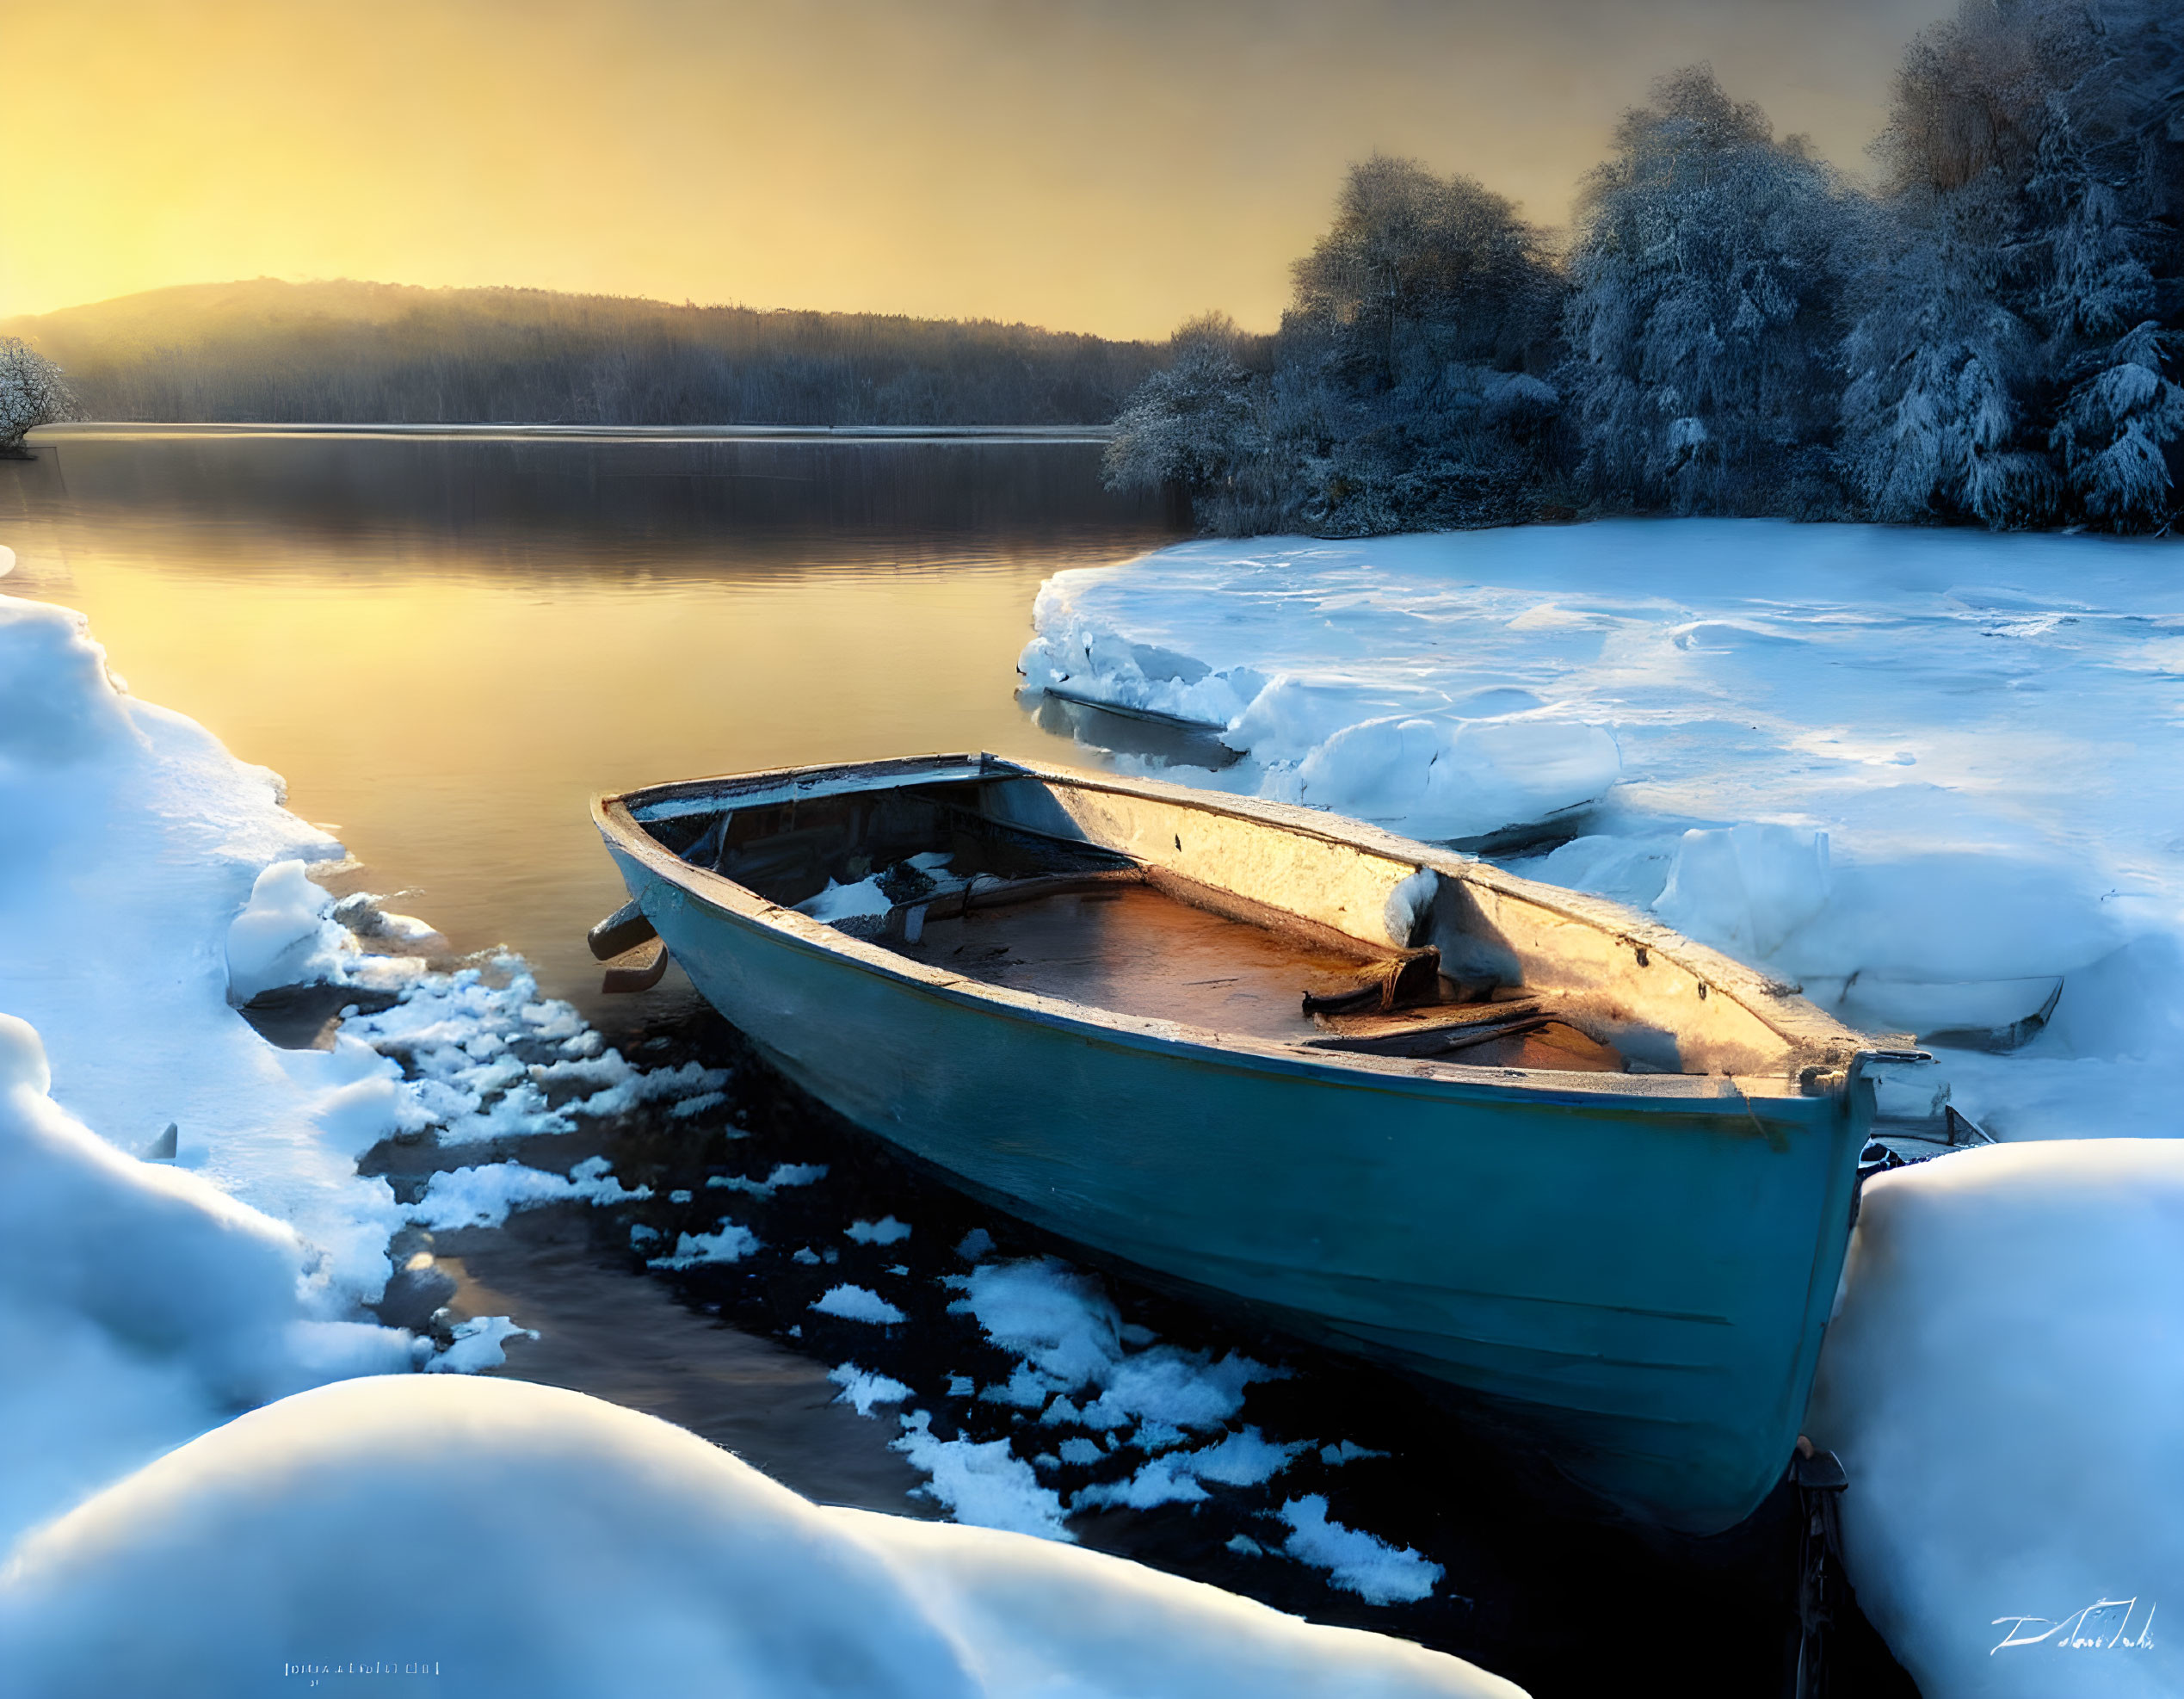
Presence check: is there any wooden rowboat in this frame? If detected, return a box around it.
[590,752,1879,1535]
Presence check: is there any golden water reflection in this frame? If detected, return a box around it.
[1,432,1180,1017]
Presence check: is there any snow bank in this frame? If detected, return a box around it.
[1025,523,2184,1129]
[0,596,402,1292]
[0,589,735,1555]
[0,1377,1522,1698]
[1807,1141,2184,1698]
[0,1016,413,1541]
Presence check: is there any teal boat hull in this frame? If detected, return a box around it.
[596,758,1871,1535]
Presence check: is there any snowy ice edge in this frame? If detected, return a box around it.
[1020,521,2184,1109]
[0,585,1467,1672]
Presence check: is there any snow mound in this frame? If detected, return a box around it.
[0,1378,1524,1698]
[1807,1140,2184,1698]
[224,859,349,1004]
[0,1014,413,1543]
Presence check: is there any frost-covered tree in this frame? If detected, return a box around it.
[0,338,74,456]
[1839,176,2052,525]
[1563,67,1859,516]
[2027,106,2184,527]
[1274,155,1566,532]
[1102,313,1264,496]
[1842,0,2183,529]
[1289,154,1560,393]
[1107,158,1564,536]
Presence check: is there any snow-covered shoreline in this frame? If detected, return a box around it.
[0,584,1518,1694]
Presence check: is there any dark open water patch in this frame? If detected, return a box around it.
[360,992,1918,1699]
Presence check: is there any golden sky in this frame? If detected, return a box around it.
[3,0,1954,340]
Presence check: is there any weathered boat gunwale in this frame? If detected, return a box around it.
[600,751,1863,1099]
[600,812,1797,1122]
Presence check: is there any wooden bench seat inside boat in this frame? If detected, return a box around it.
[640,775,1638,1071]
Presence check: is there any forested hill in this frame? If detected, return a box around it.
[2,280,1163,427]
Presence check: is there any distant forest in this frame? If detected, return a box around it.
[11,0,2180,536]
[2,280,1163,429]
[1109,0,2184,535]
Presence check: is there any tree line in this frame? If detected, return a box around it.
[1108,0,2184,534]
[2,278,1164,434]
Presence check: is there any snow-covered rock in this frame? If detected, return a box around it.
[0,1375,1525,1699]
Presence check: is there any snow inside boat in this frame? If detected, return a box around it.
[590,753,1881,1535]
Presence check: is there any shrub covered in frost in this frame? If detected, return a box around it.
[0,338,72,456]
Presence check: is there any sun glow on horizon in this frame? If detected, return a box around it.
[3,0,1951,339]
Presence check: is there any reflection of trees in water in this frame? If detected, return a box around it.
[4,436,1186,575]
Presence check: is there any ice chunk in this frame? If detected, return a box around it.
[409,1160,650,1231]
[811,1285,905,1325]
[706,1162,827,1197]
[828,1362,912,1418]
[845,1215,911,1245]
[1278,1495,1444,1605]
[954,1226,994,1263]
[892,1410,1072,1541]
[950,1258,1278,1436]
[425,1315,536,1374]
[647,1224,760,1270]
[225,861,349,1004]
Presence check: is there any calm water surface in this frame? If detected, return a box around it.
[0,429,1909,1696]
[0,429,1181,1015]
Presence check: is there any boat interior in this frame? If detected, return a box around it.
[631,766,1847,1082]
